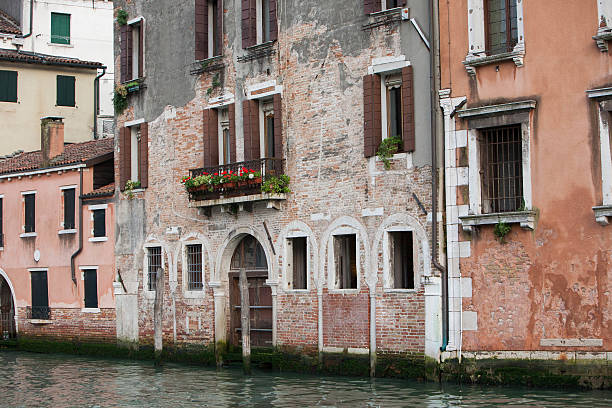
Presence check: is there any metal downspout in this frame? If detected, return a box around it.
[19,0,34,39]
[70,168,84,285]
[429,0,448,352]
[93,67,107,139]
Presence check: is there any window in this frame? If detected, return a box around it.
[0,70,17,103]
[383,0,401,10]
[120,121,149,190]
[120,18,144,82]
[389,231,414,289]
[131,22,141,80]
[30,271,49,319]
[219,109,231,165]
[63,188,75,230]
[56,75,75,107]
[261,101,275,158]
[242,0,277,48]
[24,193,35,233]
[51,12,70,44]
[334,234,357,289]
[257,0,271,43]
[186,244,203,290]
[209,0,222,58]
[147,246,162,291]
[83,269,98,309]
[485,0,518,55]
[93,209,106,238]
[587,89,612,225]
[287,237,307,290]
[384,74,402,140]
[130,126,140,182]
[195,0,222,60]
[480,125,523,213]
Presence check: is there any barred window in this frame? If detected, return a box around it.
[147,246,162,291]
[480,124,523,214]
[186,244,203,290]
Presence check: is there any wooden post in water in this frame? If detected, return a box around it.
[239,267,251,374]
[154,267,164,364]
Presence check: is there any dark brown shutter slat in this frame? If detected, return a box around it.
[243,99,260,161]
[242,0,256,48]
[127,25,133,81]
[216,0,223,56]
[402,66,415,152]
[120,127,130,190]
[138,22,144,78]
[273,93,282,159]
[242,100,252,161]
[203,109,219,167]
[364,0,381,14]
[269,0,278,42]
[195,0,208,60]
[139,122,149,188]
[363,74,382,157]
[120,25,128,82]
[229,103,236,163]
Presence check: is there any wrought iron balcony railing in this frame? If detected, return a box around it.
[26,306,51,320]
[188,158,284,201]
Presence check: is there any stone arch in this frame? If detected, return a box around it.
[319,216,372,290]
[278,220,319,291]
[371,213,431,290]
[0,268,17,335]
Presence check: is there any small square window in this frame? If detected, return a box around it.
[93,209,106,237]
[334,234,357,289]
[186,244,203,291]
[57,75,75,107]
[389,231,414,289]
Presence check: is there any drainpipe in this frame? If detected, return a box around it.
[429,0,448,352]
[93,67,107,139]
[70,167,84,285]
[19,0,34,39]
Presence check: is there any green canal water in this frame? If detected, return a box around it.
[0,351,610,407]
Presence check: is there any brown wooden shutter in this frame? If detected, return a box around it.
[363,74,382,157]
[126,25,133,81]
[364,0,381,14]
[120,127,131,190]
[269,0,278,42]
[195,0,208,60]
[228,103,237,163]
[120,25,128,82]
[273,93,282,158]
[216,0,224,56]
[203,109,219,167]
[242,0,256,48]
[401,66,415,152]
[242,99,260,161]
[139,123,149,188]
[138,22,144,78]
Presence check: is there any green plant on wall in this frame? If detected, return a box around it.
[206,73,222,96]
[116,9,129,26]
[261,175,290,194]
[494,221,512,244]
[113,84,128,114]
[376,136,403,170]
[124,180,141,199]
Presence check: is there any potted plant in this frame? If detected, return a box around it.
[261,175,290,194]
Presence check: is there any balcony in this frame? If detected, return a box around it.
[187,158,287,214]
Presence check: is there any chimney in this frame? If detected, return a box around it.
[41,116,64,167]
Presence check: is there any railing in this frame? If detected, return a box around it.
[0,311,15,339]
[26,306,51,320]
[188,158,284,201]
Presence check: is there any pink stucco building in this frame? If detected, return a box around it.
[0,117,116,341]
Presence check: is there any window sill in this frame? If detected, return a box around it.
[184,290,206,298]
[593,205,612,226]
[191,55,225,75]
[383,288,418,294]
[81,308,100,313]
[463,48,525,77]
[238,41,276,63]
[327,288,360,295]
[89,237,108,242]
[20,232,37,238]
[459,211,536,232]
[58,229,77,235]
[48,42,73,48]
[29,319,52,325]
[284,288,309,294]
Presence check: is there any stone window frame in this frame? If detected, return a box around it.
[181,238,207,298]
[594,0,612,51]
[282,232,311,293]
[382,226,421,293]
[463,0,525,77]
[457,100,536,231]
[142,241,166,299]
[327,226,362,294]
[88,204,108,242]
[587,87,612,225]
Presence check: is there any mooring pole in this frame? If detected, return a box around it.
[154,267,164,364]
[239,268,251,374]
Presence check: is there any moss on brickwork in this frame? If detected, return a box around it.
[375,352,427,380]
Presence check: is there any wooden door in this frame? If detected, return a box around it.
[229,236,272,348]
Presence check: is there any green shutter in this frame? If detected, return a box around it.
[57,75,75,107]
[0,70,17,102]
[51,12,70,44]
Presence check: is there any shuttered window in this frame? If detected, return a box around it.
[30,271,49,319]
[363,74,382,157]
[63,188,75,230]
[242,0,277,48]
[24,193,35,233]
[0,70,17,102]
[56,75,75,107]
[51,12,70,44]
[84,269,98,308]
[93,209,106,238]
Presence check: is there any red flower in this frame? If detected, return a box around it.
[214,172,218,176]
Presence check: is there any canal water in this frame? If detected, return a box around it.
[0,351,610,407]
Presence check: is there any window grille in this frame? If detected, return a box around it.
[148,247,162,291]
[480,124,523,213]
[186,244,203,290]
[102,120,114,135]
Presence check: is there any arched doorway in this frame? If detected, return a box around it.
[0,274,16,339]
[229,235,272,348]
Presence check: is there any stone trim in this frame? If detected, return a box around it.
[459,211,536,232]
[463,50,525,77]
[456,100,536,119]
[593,205,612,226]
